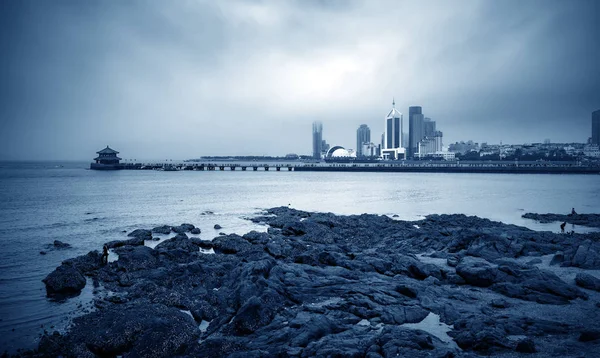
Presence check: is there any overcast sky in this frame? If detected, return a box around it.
[1,0,599,160]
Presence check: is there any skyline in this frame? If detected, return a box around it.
[1,0,599,160]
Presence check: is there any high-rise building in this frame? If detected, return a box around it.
[356,124,371,157]
[385,99,402,149]
[312,121,323,159]
[593,110,600,145]
[423,117,436,137]
[408,106,424,158]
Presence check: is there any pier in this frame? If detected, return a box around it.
[112,161,600,174]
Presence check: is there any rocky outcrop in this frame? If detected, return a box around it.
[127,229,152,240]
[42,264,86,295]
[152,225,172,235]
[34,208,600,357]
[522,212,600,228]
[52,240,71,249]
[575,273,600,292]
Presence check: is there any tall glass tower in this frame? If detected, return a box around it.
[312,121,323,159]
[356,124,371,157]
[385,99,402,149]
[408,106,424,158]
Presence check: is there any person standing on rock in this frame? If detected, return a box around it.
[571,208,577,215]
[560,222,566,233]
[101,244,109,264]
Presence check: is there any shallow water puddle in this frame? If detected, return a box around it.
[199,320,210,333]
[400,312,459,350]
[199,247,215,254]
[107,249,119,263]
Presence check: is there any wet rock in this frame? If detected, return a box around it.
[152,225,172,235]
[515,338,536,353]
[46,303,198,357]
[550,251,564,266]
[62,251,102,274]
[523,212,600,228]
[42,264,86,295]
[113,246,159,272]
[127,229,152,240]
[190,228,201,235]
[214,224,222,230]
[36,207,600,357]
[571,240,600,269]
[579,330,600,342]
[40,251,47,255]
[212,234,252,254]
[105,237,145,249]
[575,273,600,292]
[456,257,498,287]
[180,223,195,231]
[53,240,71,249]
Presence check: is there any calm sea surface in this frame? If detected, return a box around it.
[1,161,599,352]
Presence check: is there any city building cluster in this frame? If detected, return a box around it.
[311,105,600,162]
[312,99,450,161]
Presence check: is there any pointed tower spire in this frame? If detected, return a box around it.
[392,98,395,108]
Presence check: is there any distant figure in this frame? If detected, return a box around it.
[571,208,577,215]
[560,222,566,233]
[101,245,109,264]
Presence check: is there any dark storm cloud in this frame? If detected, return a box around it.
[0,0,598,160]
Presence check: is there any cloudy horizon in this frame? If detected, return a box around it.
[1,0,599,160]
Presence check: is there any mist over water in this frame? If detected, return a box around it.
[0,161,599,352]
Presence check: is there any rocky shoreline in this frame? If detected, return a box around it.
[21,208,600,357]
[522,212,600,228]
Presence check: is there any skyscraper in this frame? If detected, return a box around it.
[356,124,371,157]
[408,106,424,158]
[385,99,402,149]
[423,117,436,137]
[593,110,600,145]
[312,121,323,159]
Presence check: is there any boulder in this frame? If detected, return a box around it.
[127,229,152,240]
[114,246,159,272]
[515,338,536,353]
[455,257,499,287]
[212,234,252,254]
[52,303,198,357]
[152,225,172,235]
[575,273,600,292]
[105,237,145,249]
[571,240,600,269]
[42,264,86,295]
[214,224,222,230]
[190,228,201,235]
[53,240,71,249]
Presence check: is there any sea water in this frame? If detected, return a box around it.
[0,161,599,352]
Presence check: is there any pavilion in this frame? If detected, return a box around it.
[90,146,123,170]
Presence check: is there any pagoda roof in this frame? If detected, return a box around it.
[94,156,122,161]
[96,146,119,154]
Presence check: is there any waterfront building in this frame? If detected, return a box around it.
[583,145,600,158]
[408,106,424,158]
[321,139,330,157]
[361,142,378,157]
[593,110,600,145]
[356,125,371,157]
[381,147,406,160]
[91,146,122,170]
[312,121,323,159]
[384,99,403,149]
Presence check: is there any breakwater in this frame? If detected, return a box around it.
[110,161,600,174]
